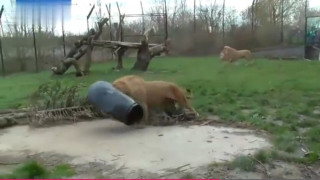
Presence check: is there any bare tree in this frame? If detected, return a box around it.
[198,1,221,34]
[244,0,304,28]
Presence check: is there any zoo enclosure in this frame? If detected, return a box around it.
[0,0,320,76]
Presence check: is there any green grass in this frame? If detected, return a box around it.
[231,156,257,172]
[1,56,320,163]
[0,161,75,179]
[254,150,272,164]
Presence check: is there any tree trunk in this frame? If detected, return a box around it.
[132,39,170,71]
[83,36,94,73]
[115,47,127,69]
[132,41,151,71]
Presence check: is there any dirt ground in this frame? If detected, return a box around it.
[0,119,319,179]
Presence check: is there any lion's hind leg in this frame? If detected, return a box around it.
[170,86,199,117]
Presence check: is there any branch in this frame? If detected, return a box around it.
[150,39,170,58]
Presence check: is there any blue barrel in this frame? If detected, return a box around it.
[87,81,144,125]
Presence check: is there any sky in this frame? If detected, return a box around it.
[1,0,320,35]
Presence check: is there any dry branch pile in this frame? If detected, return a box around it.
[28,105,103,127]
[0,81,196,129]
[0,106,196,129]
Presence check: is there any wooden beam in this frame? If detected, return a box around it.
[85,40,161,49]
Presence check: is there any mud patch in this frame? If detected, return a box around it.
[0,120,271,177]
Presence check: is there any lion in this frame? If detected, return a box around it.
[112,75,199,124]
[220,45,252,63]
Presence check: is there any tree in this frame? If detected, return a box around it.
[198,1,222,34]
[243,0,303,26]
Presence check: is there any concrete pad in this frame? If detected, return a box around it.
[0,120,271,173]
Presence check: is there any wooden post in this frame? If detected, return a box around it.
[62,5,66,57]
[0,6,3,22]
[106,4,112,41]
[164,0,168,40]
[0,5,4,76]
[32,24,39,73]
[106,3,114,60]
[140,1,145,33]
[116,47,126,69]
[280,0,284,43]
[114,2,125,69]
[31,4,38,73]
[87,5,95,34]
[222,0,225,45]
[116,2,124,42]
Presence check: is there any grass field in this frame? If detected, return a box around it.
[0,56,320,164]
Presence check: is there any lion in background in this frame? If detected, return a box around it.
[220,45,252,63]
[112,75,199,124]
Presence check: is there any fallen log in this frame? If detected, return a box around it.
[88,40,160,49]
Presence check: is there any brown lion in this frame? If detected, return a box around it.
[220,45,252,63]
[112,75,199,124]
